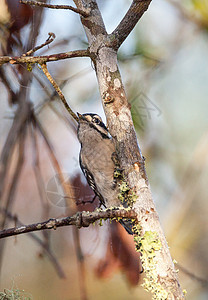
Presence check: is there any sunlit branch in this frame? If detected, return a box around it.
[0,208,137,239]
[0,49,90,65]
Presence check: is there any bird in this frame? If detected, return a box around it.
[77,112,133,235]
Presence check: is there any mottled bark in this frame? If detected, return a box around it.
[73,0,184,298]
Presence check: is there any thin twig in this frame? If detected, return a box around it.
[0,101,32,271]
[0,128,26,271]
[30,122,52,259]
[30,122,47,206]
[1,127,26,230]
[23,32,56,57]
[0,49,90,65]
[0,68,17,105]
[35,66,91,117]
[0,208,137,239]
[40,63,79,122]
[0,3,46,273]
[20,0,90,17]
[0,101,32,210]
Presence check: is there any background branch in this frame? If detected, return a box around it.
[23,32,56,57]
[0,209,137,239]
[20,0,90,17]
[0,49,90,65]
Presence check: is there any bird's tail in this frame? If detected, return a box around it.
[119,219,133,235]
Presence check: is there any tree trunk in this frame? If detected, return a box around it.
[73,0,184,298]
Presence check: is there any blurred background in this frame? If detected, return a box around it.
[0,0,208,299]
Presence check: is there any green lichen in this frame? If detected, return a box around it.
[133,225,169,300]
[0,288,32,300]
[118,180,137,207]
[99,219,103,226]
[119,182,129,193]
[113,169,122,178]
[26,63,33,72]
[114,167,137,208]
[118,181,130,204]
[127,191,137,206]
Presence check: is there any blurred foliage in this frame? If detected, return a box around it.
[191,0,208,23]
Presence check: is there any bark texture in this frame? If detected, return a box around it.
[73,0,184,298]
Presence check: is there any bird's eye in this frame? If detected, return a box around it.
[93,117,100,124]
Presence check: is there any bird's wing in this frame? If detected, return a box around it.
[80,155,106,206]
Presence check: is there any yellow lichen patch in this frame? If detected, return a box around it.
[99,219,103,226]
[114,167,137,207]
[26,63,33,72]
[133,225,168,300]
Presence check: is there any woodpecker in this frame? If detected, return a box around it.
[77,112,133,234]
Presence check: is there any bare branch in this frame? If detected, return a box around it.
[40,63,79,122]
[23,32,56,57]
[20,0,90,17]
[110,0,152,50]
[0,101,32,202]
[30,123,48,206]
[0,128,26,230]
[30,121,52,255]
[0,49,90,65]
[0,209,137,239]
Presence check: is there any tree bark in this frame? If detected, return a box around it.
[73,0,184,298]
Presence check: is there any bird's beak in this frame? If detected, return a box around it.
[77,112,82,119]
[77,112,87,122]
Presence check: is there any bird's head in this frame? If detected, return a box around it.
[77,113,110,143]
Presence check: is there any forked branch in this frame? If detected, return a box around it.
[23,32,56,57]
